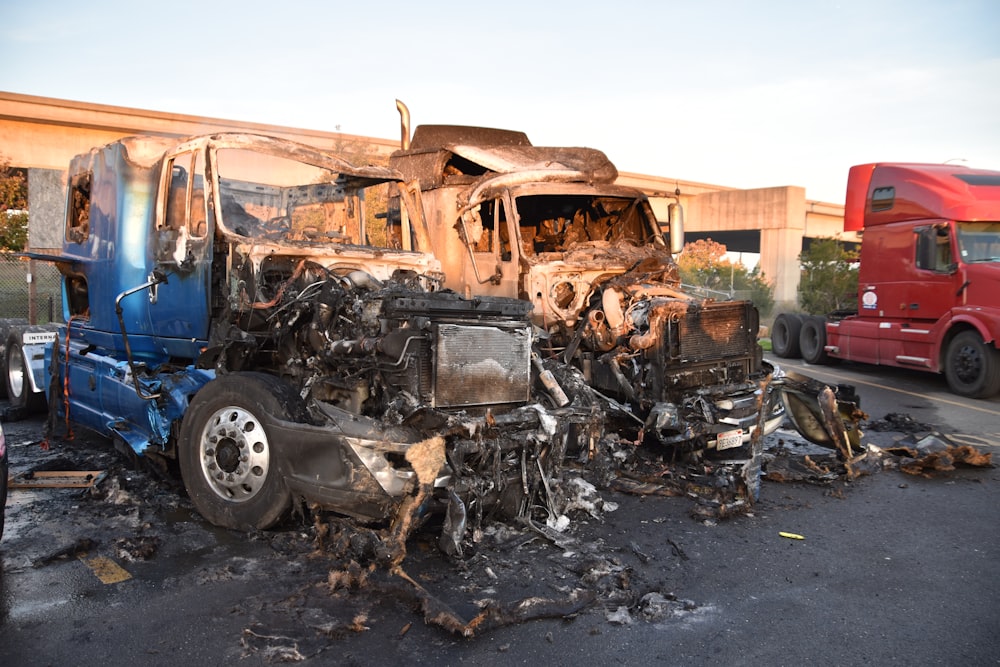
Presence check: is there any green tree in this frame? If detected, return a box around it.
[737,265,775,317]
[797,237,859,315]
[677,238,729,290]
[677,238,775,317]
[0,156,28,251]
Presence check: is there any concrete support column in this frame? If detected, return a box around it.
[761,226,804,310]
[687,185,807,314]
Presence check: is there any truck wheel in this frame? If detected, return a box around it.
[179,373,299,531]
[799,316,831,365]
[5,335,45,414]
[944,331,1000,398]
[771,313,803,358]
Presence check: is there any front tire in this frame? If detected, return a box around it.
[178,373,300,530]
[944,331,1000,398]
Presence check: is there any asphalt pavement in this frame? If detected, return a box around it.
[1,379,998,666]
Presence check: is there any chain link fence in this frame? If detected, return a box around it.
[0,253,62,324]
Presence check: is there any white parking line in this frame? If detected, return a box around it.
[774,360,1000,417]
[945,433,1000,448]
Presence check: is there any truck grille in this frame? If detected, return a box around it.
[677,302,754,362]
[434,323,531,407]
[661,301,758,393]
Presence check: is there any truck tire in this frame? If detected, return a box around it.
[179,373,300,531]
[0,318,31,399]
[5,335,45,414]
[771,313,803,358]
[944,331,1000,398]
[799,316,832,365]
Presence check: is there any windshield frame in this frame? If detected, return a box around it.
[956,221,1000,263]
[505,183,665,257]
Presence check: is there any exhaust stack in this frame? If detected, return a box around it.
[396,99,411,150]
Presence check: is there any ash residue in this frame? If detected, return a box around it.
[866,412,934,433]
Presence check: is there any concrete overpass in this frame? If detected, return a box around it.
[616,172,855,310]
[0,90,857,309]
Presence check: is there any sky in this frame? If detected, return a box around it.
[1,0,998,203]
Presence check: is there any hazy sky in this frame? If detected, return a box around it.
[2,0,998,203]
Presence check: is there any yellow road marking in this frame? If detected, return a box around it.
[80,556,132,584]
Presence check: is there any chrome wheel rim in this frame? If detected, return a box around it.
[7,345,24,398]
[198,406,271,502]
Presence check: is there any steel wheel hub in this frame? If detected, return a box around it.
[7,346,24,398]
[198,406,271,502]
[955,344,982,384]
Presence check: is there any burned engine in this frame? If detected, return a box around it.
[208,258,536,423]
[540,257,781,454]
[196,255,609,539]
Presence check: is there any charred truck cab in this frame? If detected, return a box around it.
[389,108,786,460]
[29,133,591,545]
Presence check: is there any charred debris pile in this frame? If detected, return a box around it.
[13,381,993,646]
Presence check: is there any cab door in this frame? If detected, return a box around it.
[463,194,519,299]
[149,149,213,355]
[908,223,962,322]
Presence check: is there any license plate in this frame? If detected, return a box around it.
[716,429,744,451]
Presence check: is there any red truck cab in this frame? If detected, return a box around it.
[824,163,1000,397]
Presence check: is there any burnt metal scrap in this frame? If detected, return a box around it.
[774,370,868,477]
[766,375,990,484]
[394,567,596,638]
[291,511,604,639]
[763,431,994,484]
[880,431,993,475]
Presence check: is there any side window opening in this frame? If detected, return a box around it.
[470,200,498,253]
[163,151,211,239]
[915,225,953,272]
[64,170,93,315]
[383,185,417,251]
[165,159,189,232]
[65,274,89,317]
[163,153,209,239]
[498,200,511,260]
[469,199,511,260]
[871,186,895,212]
[158,151,212,268]
[66,171,92,244]
[191,151,211,238]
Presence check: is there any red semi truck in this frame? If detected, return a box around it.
[772,162,1000,398]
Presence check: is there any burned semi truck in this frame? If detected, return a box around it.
[20,132,601,553]
[388,105,788,462]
